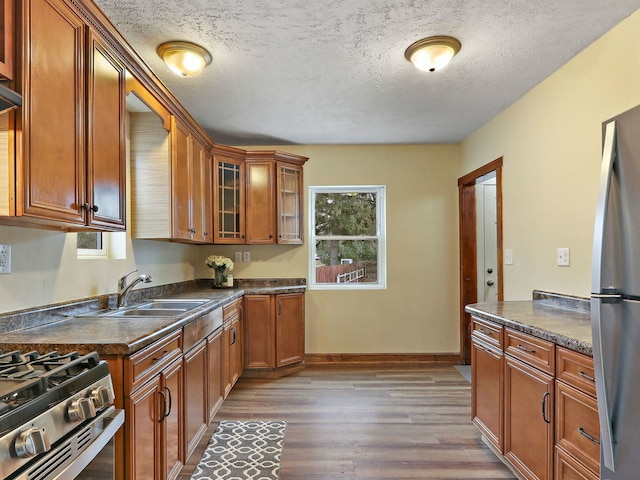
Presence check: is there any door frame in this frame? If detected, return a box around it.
[458,157,504,364]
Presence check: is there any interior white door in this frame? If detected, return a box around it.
[476,181,498,302]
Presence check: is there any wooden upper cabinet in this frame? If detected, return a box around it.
[245,158,276,244]
[191,137,213,243]
[213,145,245,244]
[130,112,212,244]
[21,0,86,226]
[245,151,307,244]
[171,118,212,243]
[86,30,126,229]
[10,0,126,231]
[0,0,14,79]
[171,118,192,240]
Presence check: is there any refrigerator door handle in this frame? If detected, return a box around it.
[592,297,616,470]
[591,120,617,294]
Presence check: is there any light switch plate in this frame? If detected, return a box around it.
[0,244,11,273]
[504,248,513,265]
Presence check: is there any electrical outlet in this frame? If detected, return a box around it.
[557,247,570,266]
[243,251,251,262]
[235,252,242,263]
[0,244,11,274]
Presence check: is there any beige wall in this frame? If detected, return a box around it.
[461,9,640,300]
[0,145,461,355]
[202,145,461,354]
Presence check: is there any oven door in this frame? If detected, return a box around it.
[14,407,124,480]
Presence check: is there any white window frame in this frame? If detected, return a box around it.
[77,232,108,258]
[77,232,127,260]
[308,185,386,290]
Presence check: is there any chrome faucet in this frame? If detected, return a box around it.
[117,269,153,308]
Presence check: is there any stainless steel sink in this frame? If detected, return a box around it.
[103,308,188,317]
[136,299,209,310]
[76,298,209,318]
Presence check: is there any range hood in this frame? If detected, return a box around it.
[0,82,22,112]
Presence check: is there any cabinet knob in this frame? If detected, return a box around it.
[82,203,99,213]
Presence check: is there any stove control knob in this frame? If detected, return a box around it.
[15,427,51,458]
[68,397,97,422]
[90,386,115,409]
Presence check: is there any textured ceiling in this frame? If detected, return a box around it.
[93,0,639,145]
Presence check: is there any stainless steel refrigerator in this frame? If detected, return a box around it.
[592,103,640,479]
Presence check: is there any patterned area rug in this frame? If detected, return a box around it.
[190,420,287,480]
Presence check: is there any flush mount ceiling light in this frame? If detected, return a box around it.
[404,35,461,73]
[157,41,212,77]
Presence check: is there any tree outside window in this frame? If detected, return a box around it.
[309,186,386,289]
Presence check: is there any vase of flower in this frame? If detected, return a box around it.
[206,255,234,288]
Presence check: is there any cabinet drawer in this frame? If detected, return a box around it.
[556,347,596,397]
[471,317,503,349]
[127,330,182,393]
[505,328,555,374]
[555,446,598,480]
[224,298,242,320]
[556,381,600,474]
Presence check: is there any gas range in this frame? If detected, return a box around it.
[0,349,123,480]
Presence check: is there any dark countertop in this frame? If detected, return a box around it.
[0,280,306,357]
[465,296,593,356]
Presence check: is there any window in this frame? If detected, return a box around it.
[77,232,107,258]
[76,232,126,259]
[309,186,386,289]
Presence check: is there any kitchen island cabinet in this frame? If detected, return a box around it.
[4,0,126,231]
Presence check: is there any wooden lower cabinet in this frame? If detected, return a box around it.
[471,336,503,451]
[555,446,598,480]
[183,339,208,460]
[222,299,244,398]
[504,354,554,480]
[207,328,224,422]
[127,355,183,480]
[244,293,305,373]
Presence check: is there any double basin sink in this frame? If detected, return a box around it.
[79,299,209,318]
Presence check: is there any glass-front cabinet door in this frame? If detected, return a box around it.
[277,162,303,244]
[213,146,245,243]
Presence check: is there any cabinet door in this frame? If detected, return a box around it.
[0,0,14,79]
[277,162,303,244]
[222,321,233,398]
[471,337,503,452]
[275,293,305,367]
[161,357,184,480]
[198,144,213,243]
[504,355,554,480]
[23,0,85,224]
[207,329,223,422]
[171,118,192,240]
[86,31,126,230]
[245,160,276,244]
[189,138,212,243]
[213,155,245,243]
[183,340,208,461]
[127,376,162,480]
[243,295,275,368]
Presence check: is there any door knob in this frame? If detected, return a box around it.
[486,280,495,286]
[487,268,493,274]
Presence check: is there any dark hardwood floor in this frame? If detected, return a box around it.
[179,364,516,479]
